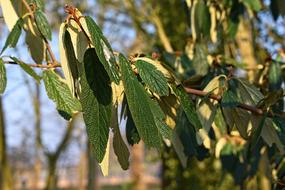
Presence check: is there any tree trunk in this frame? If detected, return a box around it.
[0,97,13,190]
[131,142,146,190]
[33,85,42,190]
[43,118,75,190]
[236,19,257,81]
[44,157,57,190]
[87,143,99,190]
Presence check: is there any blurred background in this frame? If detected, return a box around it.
[0,0,285,189]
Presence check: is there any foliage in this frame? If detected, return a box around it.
[0,0,285,188]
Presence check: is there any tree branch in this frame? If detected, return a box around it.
[184,87,281,117]
[4,61,61,68]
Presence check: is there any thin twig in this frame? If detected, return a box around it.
[21,0,58,64]
[184,87,280,117]
[4,61,61,68]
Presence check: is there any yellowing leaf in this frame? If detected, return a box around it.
[59,23,75,95]
[0,0,19,31]
[158,94,180,129]
[134,57,179,85]
[197,75,227,131]
[67,13,89,63]
[99,135,110,176]
[25,18,46,63]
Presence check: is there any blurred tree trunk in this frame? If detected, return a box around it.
[87,143,99,190]
[131,142,146,190]
[0,97,13,190]
[44,118,75,190]
[78,148,86,190]
[236,19,258,81]
[32,85,42,190]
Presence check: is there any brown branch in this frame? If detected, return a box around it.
[184,87,277,117]
[21,0,58,64]
[4,61,60,68]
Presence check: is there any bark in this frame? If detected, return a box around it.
[131,142,146,190]
[32,85,41,190]
[87,143,99,190]
[0,97,13,190]
[236,19,258,81]
[44,119,75,190]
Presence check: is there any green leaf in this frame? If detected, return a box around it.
[222,78,263,138]
[269,62,282,90]
[43,70,81,120]
[119,54,162,149]
[194,0,211,40]
[34,9,52,40]
[270,0,285,20]
[242,0,262,12]
[135,60,169,96]
[192,43,209,76]
[121,96,141,145]
[31,0,44,10]
[174,86,202,131]
[79,48,112,162]
[11,57,41,83]
[0,59,7,94]
[1,18,23,54]
[85,16,120,84]
[112,107,130,170]
[221,89,239,108]
[250,115,266,150]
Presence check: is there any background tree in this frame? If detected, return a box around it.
[1,0,285,190]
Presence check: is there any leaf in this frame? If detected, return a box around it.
[99,135,110,176]
[222,78,263,138]
[11,57,41,83]
[242,0,261,12]
[197,75,226,131]
[84,16,120,84]
[1,18,23,54]
[133,57,178,85]
[192,43,209,76]
[174,108,209,160]
[135,60,169,96]
[66,11,89,63]
[121,96,141,145]
[0,59,7,94]
[261,119,284,153]
[269,62,282,90]
[59,23,75,96]
[174,85,202,131]
[25,18,46,63]
[250,115,266,150]
[270,0,285,20]
[79,48,112,162]
[0,0,19,31]
[193,0,211,41]
[43,70,81,120]
[158,94,180,129]
[221,89,239,108]
[34,9,52,40]
[112,107,130,170]
[31,0,44,10]
[119,54,162,149]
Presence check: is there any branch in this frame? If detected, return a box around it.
[184,87,281,117]
[21,0,58,64]
[151,13,174,53]
[4,61,61,68]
